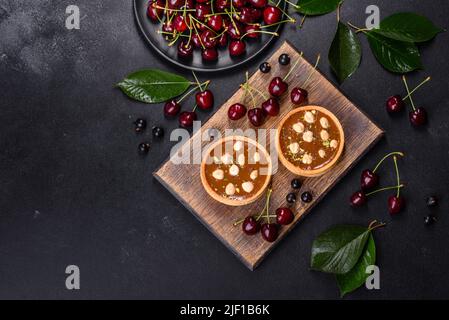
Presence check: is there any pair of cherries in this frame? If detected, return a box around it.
[164,77,214,128]
[350,152,405,215]
[386,75,431,127]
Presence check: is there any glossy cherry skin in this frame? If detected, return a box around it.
[162,21,175,35]
[228,103,247,120]
[261,223,278,242]
[276,207,294,225]
[218,33,228,47]
[263,6,282,25]
[147,1,163,21]
[290,87,308,105]
[196,90,214,110]
[168,0,183,9]
[244,24,260,39]
[195,3,211,21]
[386,95,405,113]
[388,195,405,215]
[177,40,193,58]
[191,33,202,48]
[247,108,266,127]
[350,191,367,207]
[269,77,288,97]
[164,100,181,117]
[229,40,246,56]
[249,0,267,8]
[201,30,218,48]
[180,0,194,9]
[202,48,218,61]
[173,15,189,32]
[238,7,254,24]
[179,111,197,128]
[232,0,246,8]
[227,22,244,40]
[215,0,230,11]
[261,98,280,116]
[250,8,263,22]
[360,169,379,191]
[242,216,260,235]
[207,15,223,31]
[409,107,427,126]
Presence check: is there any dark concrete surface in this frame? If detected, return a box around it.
[0,0,448,299]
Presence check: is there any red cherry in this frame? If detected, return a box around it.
[238,7,254,24]
[229,40,246,56]
[242,216,260,235]
[386,95,405,113]
[228,103,247,120]
[232,0,246,8]
[202,48,218,61]
[207,15,223,32]
[250,8,263,21]
[276,207,294,225]
[290,87,308,105]
[201,30,218,48]
[180,0,194,9]
[388,195,405,215]
[147,1,163,22]
[179,111,197,128]
[261,223,278,242]
[196,0,209,3]
[191,33,202,48]
[269,77,288,97]
[350,191,367,207]
[217,33,228,47]
[168,0,183,9]
[409,107,427,126]
[195,3,211,21]
[360,169,379,191]
[173,15,189,32]
[196,90,214,110]
[247,108,266,127]
[215,0,230,11]
[263,6,282,25]
[244,24,260,39]
[261,98,280,116]
[249,0,267,8]
[177,40,193,58]
[162,21,175,35]
[164,100,181,117]
[227,22,244,40]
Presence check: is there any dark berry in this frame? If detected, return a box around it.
[259,62,271,73]
[276,207,294,225]
[195,3,211,21]
[196,90,214,110]
[386,95,405,113]
[138,142,150,155]
[388,195,405,215]
[426,196,438,207]
[361,169,379,191]
[301,191,313,203]
[409,107,427,126]
[202,48,218,61]
[164,100,181,117]
[242,216,260,235]
[228,103,247,120]
[286,192,296,204]
[134,118,147,133]
[261,98,280,116]
[152,126,164,138]
[278,53,290,65]
[248,0,267,8]
[263,5,282,25]
[247,108,266,127]
[291,178,301,189]
[261,223,278,242]
[424,215,436,226]
[229,40,246,57]
[227,22,244,40]
[201,30,218,49]
[290,87,308,105]
[179,111,197,128]
[207,15,223,32]
[177,40,193,58]
[173,15,189,32]
[350,191,366,207]
[269,77,288,97]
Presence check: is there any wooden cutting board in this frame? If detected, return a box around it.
[154,41,383,270]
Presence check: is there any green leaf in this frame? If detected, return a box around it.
[311,225,370,274]
[296,0,342,16]
[117,69,190,104]
[366,31,422,73]
[336,234,376,297]
[328,21,362,83]
[373,12,443,43]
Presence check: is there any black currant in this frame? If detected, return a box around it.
[134,118,147,133]
[259,62,271,73]
[424,215,436,226]
[152,126,164,138]
[138,142,150,155]
[426,196,438,207]
[301,191,313,203]
[291,178,302,189]
[278,53,290,65]
[286,192,296,204]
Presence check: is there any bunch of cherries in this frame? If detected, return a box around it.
[386,75,431,127]
[235,178,312,242]
[350,152,406,215]
[228,52,320,126]
[147,0,293,60]
[164,73,215,127]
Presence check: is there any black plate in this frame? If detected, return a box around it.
[133,0,287,72]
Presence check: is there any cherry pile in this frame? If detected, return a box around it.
[350,152,406,215]
[235,178,313,242]
[228,53,320,127]
[164,72,214,127]
[147,0,294,61]
[386,75,431,127]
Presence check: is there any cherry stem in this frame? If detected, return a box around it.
[336,1,341,22]
[177,81,209,103]
[302,53,321,88]
[373,151,404,173]
[283,0,299,8]
[298,15,307,29]
[402,75,416,111]
[240,30,279,40]
[260,19,295,29]
[192,71,203,91]
[347,22,369,34]
[192,103,198,112]
[402,76,431,101]
[393,156,401,198]
[189,15,206,49]
[368,220,387,232]
[366,184,404,197]
[283,51,304,82]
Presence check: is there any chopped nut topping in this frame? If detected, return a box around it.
[303,130,313,143]
[288,142,300,154]
[221,153,233,165]
[330,139,338,149]
[225,183,235,196]
[304,111,315,124]
[318,149,326,158]
[237,153,245,166]
[320,117,330,129]
[302,153,313,164]
[293,122,305,133]
[242,181,254,193]
[212,169,224,180]
[250,170,258,180]
[320,130,329,141]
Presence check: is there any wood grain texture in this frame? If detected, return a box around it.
[154,41,384,270]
